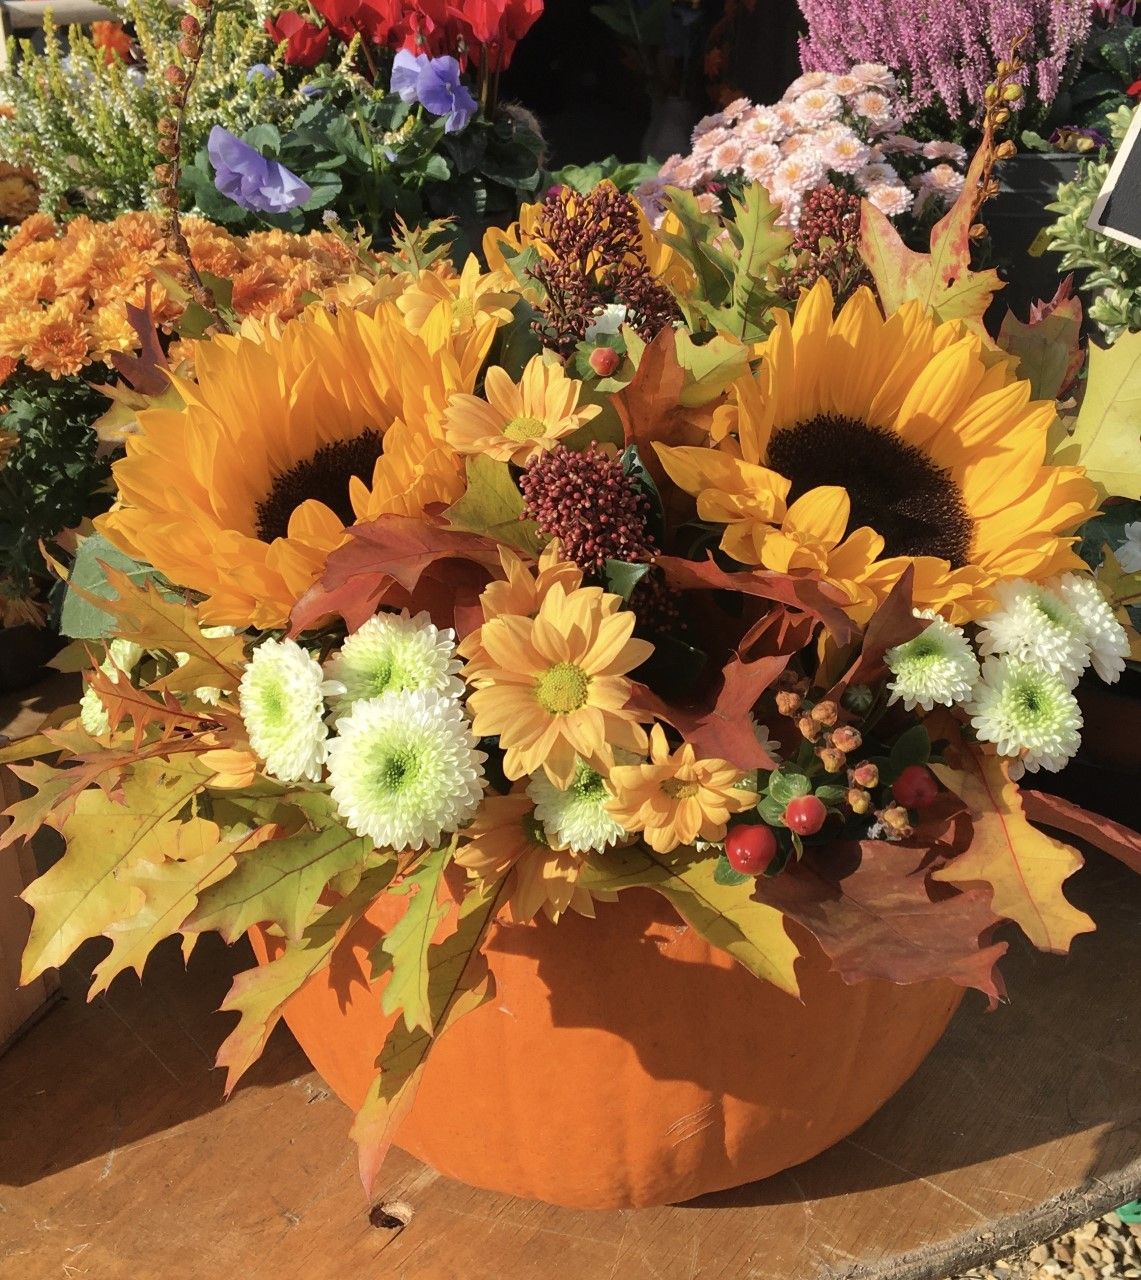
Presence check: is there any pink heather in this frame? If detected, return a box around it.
[797,0,1093,122]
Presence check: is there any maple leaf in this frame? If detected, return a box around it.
[655,553,854,643]
[997,276,1085,402]
[88,823,274,998]
[377,843,453,1034]
[1051,328,1141,499]
[215,864,398,1094]
[631,653,788,771]
[290,515,506,636]
[20,757,215,982]
[579,844,800,996]
[187,800,373,943]
[1022,790,1141,875]
[753,840,1008,1000]
[443,455,544,555]
[858,146,1002,331]
[931,747,1095,953]
[351,878,508,1194]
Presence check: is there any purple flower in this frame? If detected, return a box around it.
[207,126,312,215]
[246,63,276,81]
[389,48,478,134]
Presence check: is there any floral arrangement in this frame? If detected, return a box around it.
[644,66,968,232]
[4,112,1140,1197]
[796,0,1093,141]
[1043,104,1141,342]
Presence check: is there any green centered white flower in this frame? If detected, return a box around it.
[326,610,464,712]
[967,655,1082,778]
[528,758,626,854]
[976,580,1090,689]
[1056,573,1129,685]
[327,689,486,851]
[239,637,332,783]
[885,611,979,711]
[176,625,238,706]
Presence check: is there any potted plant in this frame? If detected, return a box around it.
[4,112,1138,1211]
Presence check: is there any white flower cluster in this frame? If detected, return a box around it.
[645,65,966,229]
[239,612,485,852]
[79,639,144,737]
[886,575,1130,778]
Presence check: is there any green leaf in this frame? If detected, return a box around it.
[758,794,788,827]
[713,853,750,886]
[767,766,812,806]
[188,804,373,943]
[579,845,800,995]
[603,558,651,600]
[351,879,508,1193]
[443,454,544,554]
[889,725,931,776]
[1052,329,1141,499]
[815,785,850,809]
[379,844,452,1033]
[215,865,398,1093]
[59,534,158,640]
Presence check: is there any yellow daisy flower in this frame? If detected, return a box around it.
[443,354,601,464]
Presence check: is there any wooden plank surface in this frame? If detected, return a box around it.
[0,839,1136,1280]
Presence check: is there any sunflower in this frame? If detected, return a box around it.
[606,724,756,852]
[656,279,1099,623]
[454,791,604,923]
[465,581,653,787]
[98,301,472,628]
[443,355,601,465]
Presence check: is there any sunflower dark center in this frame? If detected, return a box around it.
[254,430,384,544]
[765,415,973,567]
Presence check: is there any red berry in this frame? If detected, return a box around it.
[893,764,940,810]
[784,793,827,836]
[588,346,620,376]
[724,824,778,875]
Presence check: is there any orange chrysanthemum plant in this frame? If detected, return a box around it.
[5,126,1140,1210]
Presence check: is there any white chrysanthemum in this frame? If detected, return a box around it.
[239,638,331,783]
[326,610,464,712]
[79,639,144,736]
[976,580,1090,689]
[886,611,980,711]
[1056,573,1130,684]
[1116,521,1141,573]
[967,656,1082,776]
[528,758,626,854]
[750,717,783,761]
[327,689,485,851]
[176,625,237,706]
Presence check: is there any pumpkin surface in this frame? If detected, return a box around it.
[253,888,962,1209]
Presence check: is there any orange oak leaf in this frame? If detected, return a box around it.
[753,839,1008,1000]
[290,515,505,636]
[1022,790,1141,875]
[931,747,1095,953]
[829,565,924,696]
[997,276,1085,402]
[859,145,1002,331]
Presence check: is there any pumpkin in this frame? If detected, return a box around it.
[253,888,961,1210]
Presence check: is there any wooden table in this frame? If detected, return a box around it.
[0,827,1137,1279]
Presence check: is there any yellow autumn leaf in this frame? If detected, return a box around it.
[1051,329,1141,499]
[931,748,1095,953]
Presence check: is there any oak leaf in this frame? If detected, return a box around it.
[443,455,544,555]
[378,844,453,1034]
[1022,790,1141,875]
[931,748,1095,952]
[997,276,1085,402]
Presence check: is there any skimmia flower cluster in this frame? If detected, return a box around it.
[646,68,967,229]
[6,129,1138,1194]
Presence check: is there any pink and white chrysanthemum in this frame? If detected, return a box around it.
[784,70,832,95]
[711,138,747,172]
[742,144,781,182]
[852,89,894,123]
[850,63,897,89]
[866,182,914,216]
[922,140,968,164]
[855,161,898,190]
[791,88,842,125]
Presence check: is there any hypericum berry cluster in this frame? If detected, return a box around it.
[628,568,684,640]
[519,444,658,572]
[529,185,681,357]
[777,183,870,303]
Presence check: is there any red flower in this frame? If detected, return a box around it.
[312,0,400,44]
[265,11,331,66]
[449,0,542,69]
[1127,77,1141,100]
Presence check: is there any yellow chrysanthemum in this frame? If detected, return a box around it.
[98,301,471,629]
[656,279,1099,623]
[465,581,653,787]
[455,791,604,923]
[443,354,601,464]
[605,724,756,852]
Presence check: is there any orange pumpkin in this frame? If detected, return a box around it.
[253,888,961,1209]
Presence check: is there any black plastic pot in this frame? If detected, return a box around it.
[0,625,63,696]
[985,152,1081,325]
